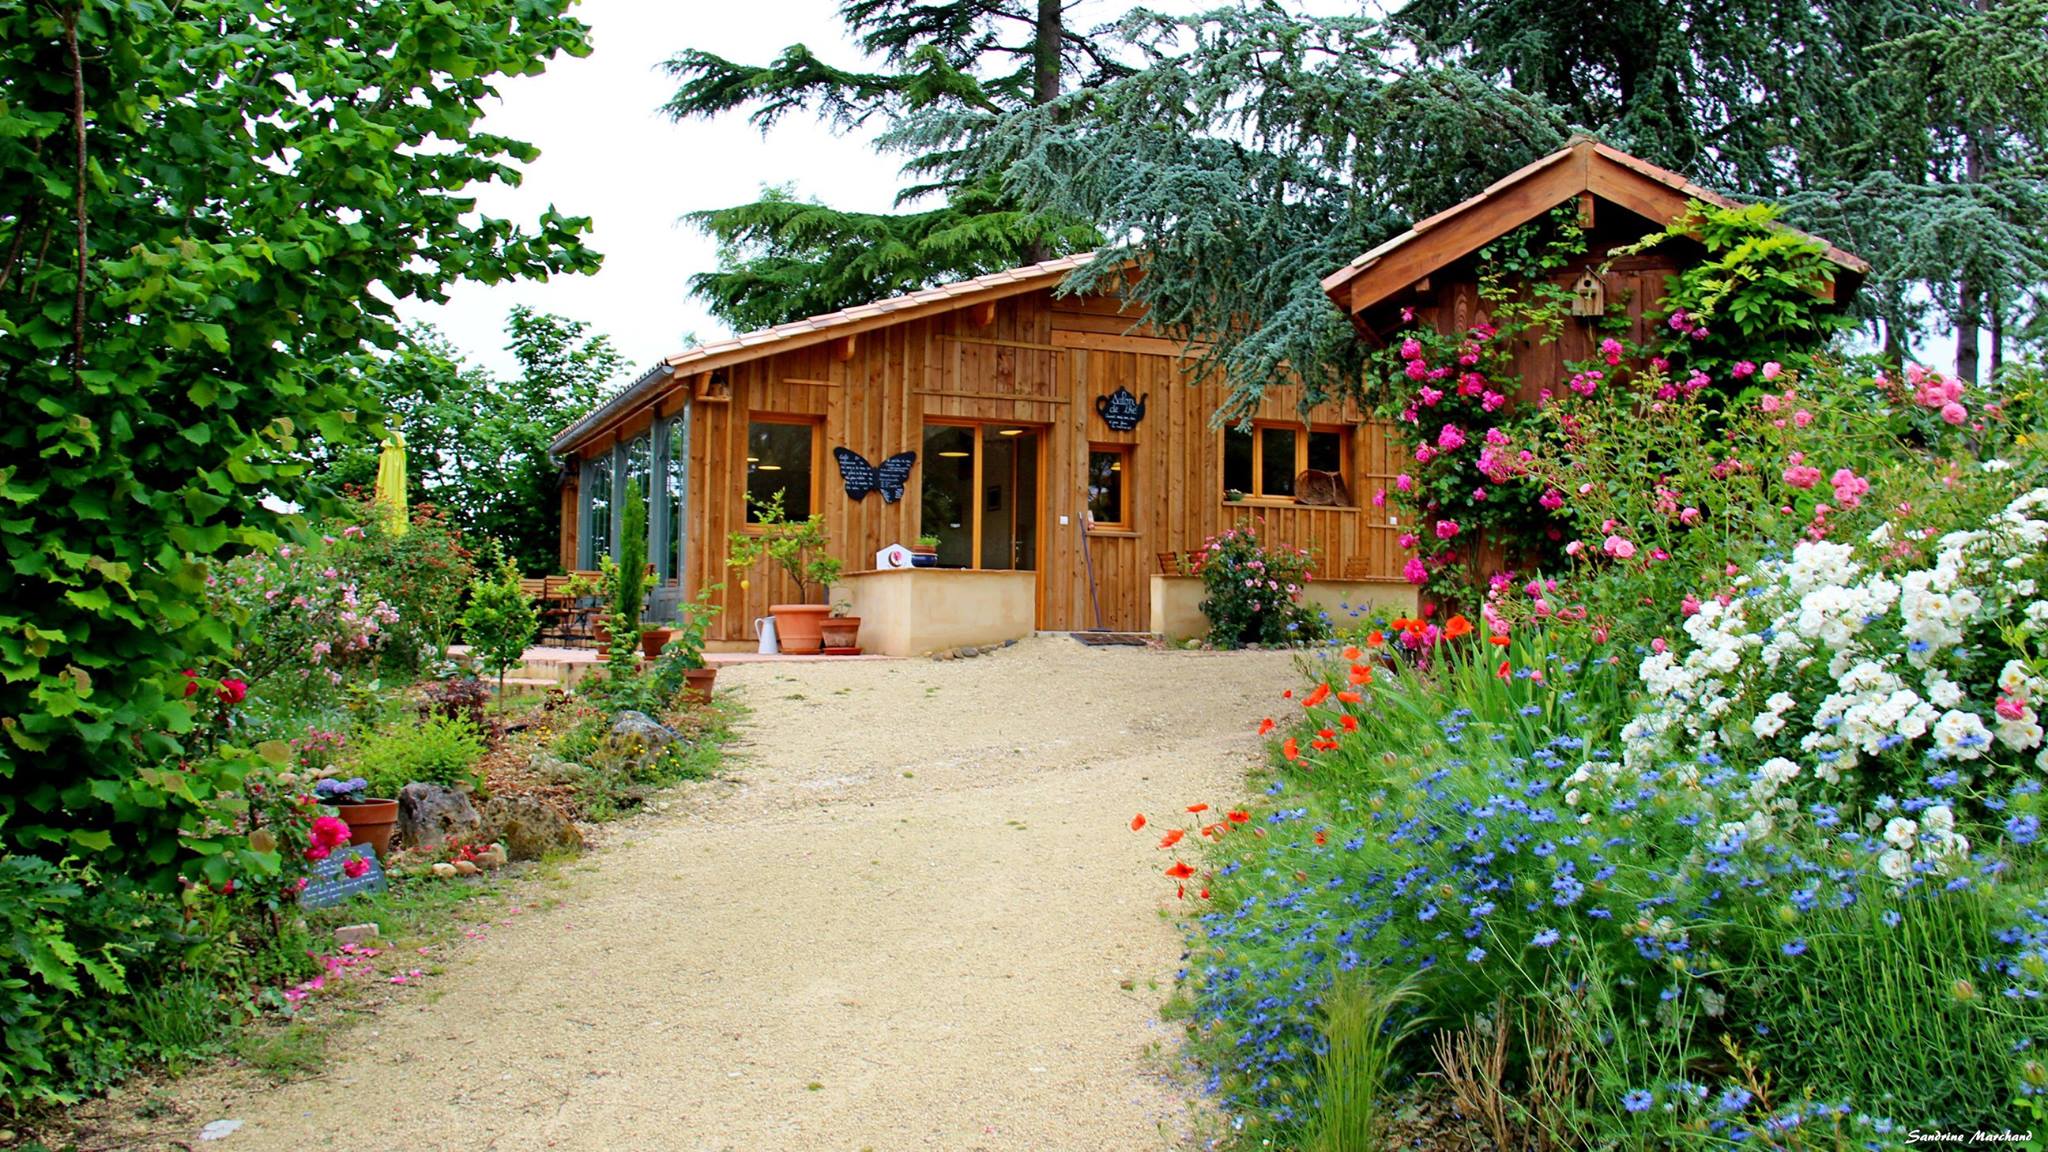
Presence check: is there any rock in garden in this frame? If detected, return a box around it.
[480,795,583,861]
[453,859,479,876]
[431,862,459,879]
[333,923,381,948]
[595,710,680,777]
[397,783,482,852]
[529,752,582,785]
[475,845,508,869]
[197,1119,243,1141]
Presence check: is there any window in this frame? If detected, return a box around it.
[745,419,816,523]
[1223,423,1353,501]
[1086,445,1132,530]
[663,415,686,579]
[584,452,612,561]
[920,423,1039,570]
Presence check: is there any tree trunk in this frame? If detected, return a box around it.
[1033,0,1062,107]
[1955,0,1993,386]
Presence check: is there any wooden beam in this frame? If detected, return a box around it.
[1343,157,1587,317]
[1050,329,1209,357]
[1411,276,1431,294]
[830,334,857,362]
[966,300,997,328]
[1576,191,1596,228]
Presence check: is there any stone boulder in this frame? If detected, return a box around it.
[599,710,680,777]
[397,783,481,851]
[480,795,583,861]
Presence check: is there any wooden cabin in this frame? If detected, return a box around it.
[550,138,1864,650]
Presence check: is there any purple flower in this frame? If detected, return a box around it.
[1622,1089,1653,1113]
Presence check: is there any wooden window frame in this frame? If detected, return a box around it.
[920,419,1045,571]
[1085,443,1135,532]
[1223,422,1356,505]
[741,414,823,530]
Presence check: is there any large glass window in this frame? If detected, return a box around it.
[626,435,652,502]
[1222,423,1354,501]
[1087,445,1131,530]
[664,415,686,579]
[585,453,612,562]
[920,423,1038,570]
[746,419,815,522]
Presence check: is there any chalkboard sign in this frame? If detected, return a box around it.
[299,844,387,909]
[1094,386,1147,432]
[832,448,916,503]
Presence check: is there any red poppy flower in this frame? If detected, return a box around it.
[1490,633,1511,647]
[1302,683,1332,708]
[1158,829,1186,849]
[1281,737,1300,761]
[1165,861,1195,880]
[1187,803,1209,814]
[1257,717,1276,735]
[1314,830,1328,846]
[1497,659,1512,680]
[1342,645,1361,661]
[1227,810,1250,824]
[1337,690,1361,704]
[1198,888,1211,900]
[1443,614,1473,640]
[1339,715,1358,732]
[1348,663,1373,686]
[1366,630,1385,647]
[1130,813,1147,832]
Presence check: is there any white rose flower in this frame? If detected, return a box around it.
[1920,804,1953,835]
[1751,711,1786,739]
[1878,849,1913,881]
[1884,816,1919,850]
[1926,675,1964,709]
[1932,709,1992,761]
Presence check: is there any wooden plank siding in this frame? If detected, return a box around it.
[568,287,1411,643]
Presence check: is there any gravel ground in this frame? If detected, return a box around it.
[164,637,1300,1152]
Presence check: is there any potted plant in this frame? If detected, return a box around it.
[911,533,940,568]
[726,491,843,654]
[664,586,722,702]
[314,774,399,862]
[820,603,861,653]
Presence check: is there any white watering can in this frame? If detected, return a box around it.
[754,616,780,655]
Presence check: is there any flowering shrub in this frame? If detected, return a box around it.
[325,495,476,671]
[212,536,401,717]
[1196,520,1328,648]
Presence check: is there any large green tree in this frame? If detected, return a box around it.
[0,0,598,881]
[959,7,1568,418]
[1393,0,2048,376]
[658,0,1111,330]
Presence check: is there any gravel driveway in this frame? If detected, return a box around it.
[181,637,1298,1151]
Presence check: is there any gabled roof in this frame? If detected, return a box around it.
[1321,137,1868,322]
[552,253,1099,455]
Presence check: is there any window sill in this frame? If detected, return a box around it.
[1221,498,1361,512]
[1085,527,1139,538]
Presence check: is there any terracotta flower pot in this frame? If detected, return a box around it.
[818,616,861,651]
[770,604,832,654]
[682,667,718,703]
[335,797,399,862]
[640,628,673,659]
[593,619,612,646]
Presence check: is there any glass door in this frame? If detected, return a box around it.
[919,423,1040,570]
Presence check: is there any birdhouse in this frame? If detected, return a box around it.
[1569,271,1607,318]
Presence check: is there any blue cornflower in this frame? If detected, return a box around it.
[1466,947,1486,964]
[1720,1087,1754,1113]
[1622,1089,1654,1113]
[1782,938,1808,957]
[1532,928,1560,947]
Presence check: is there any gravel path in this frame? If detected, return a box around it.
[198,637,1296,1152]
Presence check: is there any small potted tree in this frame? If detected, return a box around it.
[911,533,940,568]
[819,604,861,653]
[666,586,723,701]
[615,485,673,658]
[726,491,842,654]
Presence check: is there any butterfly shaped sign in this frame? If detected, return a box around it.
[832,447,917,503]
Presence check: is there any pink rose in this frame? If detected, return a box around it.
[1761,361,1782,381]
[1434,519,1461,540]
[1395,473,1413,492]
[1940,401,1968,426]
[1603,535,1636,560]
[1402,557,1429,584]
[1733,361,1757,378]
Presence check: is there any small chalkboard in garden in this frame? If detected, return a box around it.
[299,844,386,909]
[1094,386,1147,432]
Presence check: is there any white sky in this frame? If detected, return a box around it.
[403,0,1203,382]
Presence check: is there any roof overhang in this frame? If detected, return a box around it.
[550,252,1106,457]
[1321,137,1869,334]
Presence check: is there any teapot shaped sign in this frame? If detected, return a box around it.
[1094,386,1147,432]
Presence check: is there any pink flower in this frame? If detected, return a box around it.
[1599,337,1624,366]
[1940,401,1968,426]
[1413,444,1437,464]
[1472,487,1488,501]
[1402,557,1429,584]
[1437,424,1467,451]
[1418,385,1444,407]
[1400,306,1415,322]
[1997,695,2027,721]
[1830,468,1869,509]
[1395,473,1414,492]
[1782,464,1822,489]
[1397,532,1419,550]
[1651,637,1668,654]
[1484,427,1510,446]
[1792,409,1812,428]
[1481,390,1506,412]
[343,857,370,880]
[1760,394,1781,413]
[1681,594,1702,617]
[1733,361,1757,378]
[1603,535,1636,560]
[1761,361,1782,381]
[310,815,352,849]
[1539,488,1565,511]
[1371,488,1387,508]
[1405,360,1429,381]
[1434,519,1461,540]
[1564,540,1584,557]
[1679,506,1701,526]
[1399,337,1423,359]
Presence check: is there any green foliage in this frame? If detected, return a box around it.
[348,717,485,799]
[328,500,478,672]
[659,1,1106,328]
[727,490,842,604]
[120,976,232,1076]
[1307,976,1419,1152]
[329,311,625,575]
[459,560,538,699]
[617,483,649,634]
[0,0,598,889]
